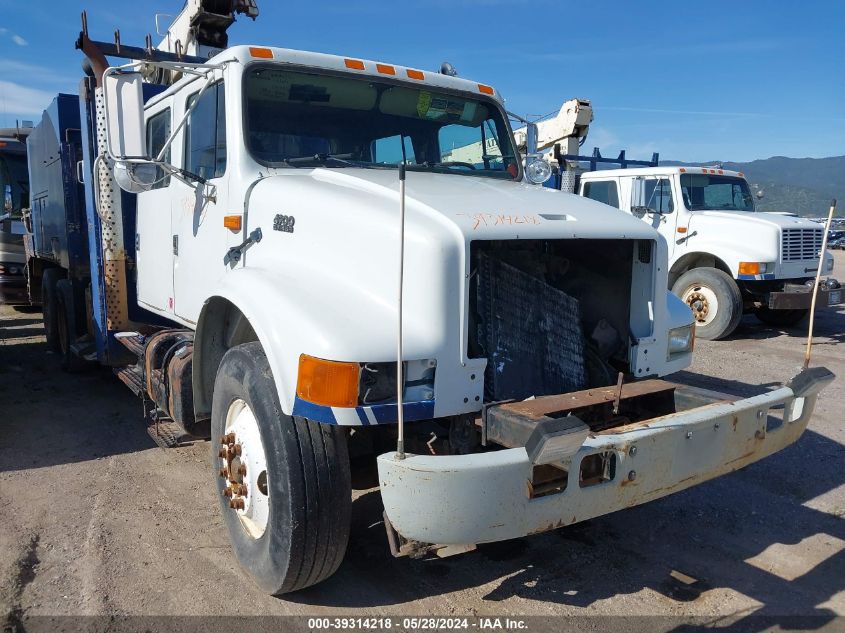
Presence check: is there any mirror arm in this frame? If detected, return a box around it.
[155,71,217,162]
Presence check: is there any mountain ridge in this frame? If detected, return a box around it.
[659,155,845,216]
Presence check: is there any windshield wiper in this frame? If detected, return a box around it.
[281,154,387,169]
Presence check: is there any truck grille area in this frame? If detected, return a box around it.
[468,240,638,402]
[782,228,823,262]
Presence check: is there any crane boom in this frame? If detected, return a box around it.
[157,0,259,59]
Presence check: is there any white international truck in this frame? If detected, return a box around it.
[503,99,842,340]
[22,0,834,595]
[577,166,841,339]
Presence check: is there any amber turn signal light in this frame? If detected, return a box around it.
[738,262,764,275]
[297,355,360,408]
[223,215,242,231]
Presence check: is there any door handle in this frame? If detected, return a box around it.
[172,234,178,255]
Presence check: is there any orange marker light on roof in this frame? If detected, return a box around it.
[223,215,242,231]
[344,58,365,70]
[406,69,424,80]
[376,63,395,75]
[679,168,686,173]
[249,47,273,59]
[297,355,360,408]
[478,84,494,95]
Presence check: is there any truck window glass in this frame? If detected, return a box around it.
[146,108,172,189]
[372,134,416,165]
[438,118,509,171]
[244,67,518,180]
[643,178,674,213]
[680,174,754,211]
[583,181,619,208]
[185,83,226,180]
[0,155,29,218]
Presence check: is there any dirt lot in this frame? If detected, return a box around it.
[1,256,843,627]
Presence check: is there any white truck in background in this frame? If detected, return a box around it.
[22,0,834,595]
[577,167,840,339]
[514,99,841,340]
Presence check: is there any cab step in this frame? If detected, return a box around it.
[114,331,146,357]
[114,364,144,397]
[146,418,195,449]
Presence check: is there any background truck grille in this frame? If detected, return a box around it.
[781,228,823,262]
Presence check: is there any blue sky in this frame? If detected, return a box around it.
[1,0,842,162]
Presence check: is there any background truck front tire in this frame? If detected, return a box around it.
[754,307,808,328]
[672,267,742,340]
[211,341,351,595]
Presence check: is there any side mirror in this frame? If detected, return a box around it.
[103,71,147,160]
[631,177,651,216]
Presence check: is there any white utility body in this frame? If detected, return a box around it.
[577,166,841,339]
[66,5,835,594]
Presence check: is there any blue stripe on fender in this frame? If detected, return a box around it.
[371,400,436,424]
[292,397,337,424]
[355,407,370,426]
[293,397,435,425]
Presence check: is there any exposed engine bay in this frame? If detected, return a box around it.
[468,239,644,401]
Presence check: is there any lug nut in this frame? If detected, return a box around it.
[237,484,248,497]
[232,444,242,456]
[219,467,229,479]
[628,470,637,481]
[219,433,236,445]
[230,498,245,510]
[218,447,228,459]
[237,464,247,477]
[223,486,234,498]
[628,446,637,457]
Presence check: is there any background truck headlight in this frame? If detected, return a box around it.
[668,324,695,358]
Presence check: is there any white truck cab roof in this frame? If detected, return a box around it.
[146,45,505,107]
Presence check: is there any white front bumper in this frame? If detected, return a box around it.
[377,369,832,547]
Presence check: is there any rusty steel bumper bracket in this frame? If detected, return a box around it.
[377,368,834,551]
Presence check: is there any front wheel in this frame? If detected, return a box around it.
[754,307,808,328]
[211,342,351,595]
[672,267,742,340]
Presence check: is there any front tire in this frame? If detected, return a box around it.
[211,342,351,595]
[672,267,742,340]
[754,307,808,328]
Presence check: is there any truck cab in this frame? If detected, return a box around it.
[32,6,831,595]
[578,166,840,339]
[0,129,30,306]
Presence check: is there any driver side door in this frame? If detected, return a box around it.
[136,103,175,314]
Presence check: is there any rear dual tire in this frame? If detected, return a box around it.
[211,342,351,595]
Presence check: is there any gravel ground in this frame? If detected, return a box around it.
[1,256,843,627]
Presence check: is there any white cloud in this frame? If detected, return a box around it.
[0,59,70,86]
[0,80,54,118]
[11,34,26,46]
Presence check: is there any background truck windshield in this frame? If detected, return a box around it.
[680,174,755,211]
[244,66,519,179]
[0,154,29,219]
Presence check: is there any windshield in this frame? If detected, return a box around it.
[244,66,519,180]
[0,154,29,219]
[680,174,755,212]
